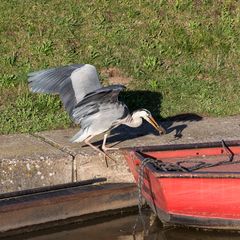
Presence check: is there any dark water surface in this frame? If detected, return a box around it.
[3,212,240,240]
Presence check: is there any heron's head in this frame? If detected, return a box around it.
[133,109,166,135]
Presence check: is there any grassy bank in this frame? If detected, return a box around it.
[0,0,240,134]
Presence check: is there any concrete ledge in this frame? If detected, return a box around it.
[0,134,72,193]
[1,115,240,193]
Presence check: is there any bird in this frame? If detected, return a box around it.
[28,64,166,165]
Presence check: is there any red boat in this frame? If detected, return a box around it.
[123,140,240,230]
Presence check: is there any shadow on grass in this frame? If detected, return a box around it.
[89,90,202,147]
[119,90,163,118]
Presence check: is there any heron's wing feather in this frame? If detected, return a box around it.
[71,85,127,124]
[28,64,83,93]
[28,64,101,114]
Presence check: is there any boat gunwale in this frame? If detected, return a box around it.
[123,140,240,179]
[122,140,240,152]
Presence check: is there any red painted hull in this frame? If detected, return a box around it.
[123,141,240,229]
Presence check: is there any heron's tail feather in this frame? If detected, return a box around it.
[70,129,87,143]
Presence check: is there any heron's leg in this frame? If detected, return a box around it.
[84,135,115,167]
[101,133,119,151]
[101,134,118,166]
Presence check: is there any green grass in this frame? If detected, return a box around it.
[0,0,240,134]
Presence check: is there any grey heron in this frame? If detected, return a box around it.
[28,64,166,163]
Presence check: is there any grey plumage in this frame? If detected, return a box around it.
[71,85,128,142]
[28,63,165,163]
[28,64,101,115]
[28,64,129,142]
[72,85,127,124]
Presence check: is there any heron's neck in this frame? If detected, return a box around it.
[123,113,143,128]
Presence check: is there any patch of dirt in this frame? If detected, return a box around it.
[100,67,132,86]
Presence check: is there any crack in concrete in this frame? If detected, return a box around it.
[30,133,77,182]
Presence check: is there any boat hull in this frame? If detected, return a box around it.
[124,140,240,230]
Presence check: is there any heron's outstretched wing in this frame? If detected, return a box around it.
[28,64,101,114]
[72,85,128,125]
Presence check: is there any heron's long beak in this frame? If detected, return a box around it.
[147,116,166,135]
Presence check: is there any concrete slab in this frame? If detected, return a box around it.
[0,134,72,193]
[36,115,240,154]
[35,115,240,184]
[35,130,134,183]
[75,152,134,183]
[0,134,68,159]
[1,116,240,191]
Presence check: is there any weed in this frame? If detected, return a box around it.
[5,52,18,66]
[36,40,54,56]
[144,56,159,70]
[0,74,17,88]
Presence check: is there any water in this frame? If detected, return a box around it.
[3,211,240,240]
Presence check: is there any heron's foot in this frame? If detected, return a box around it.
[102,150,117,167]
[101,145,118,167]
[102,145,119,151]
